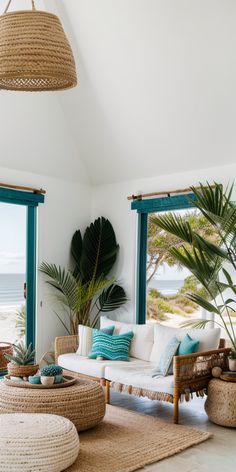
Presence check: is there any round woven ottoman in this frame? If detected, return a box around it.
[0,413,79,471]
[205,379,236,427]
[0,379,105,431]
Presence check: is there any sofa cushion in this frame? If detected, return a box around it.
[105,364,175,395]
[178,334,199,356]
[88,330,134,361]
[58,353,148,379]
[152,336,180,377]
[150,323,221,365]
[76,325,115,356]
[100,316,154,361]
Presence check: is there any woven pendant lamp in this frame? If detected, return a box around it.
[0,0,77,91]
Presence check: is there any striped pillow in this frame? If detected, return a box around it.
[88,330,134,361]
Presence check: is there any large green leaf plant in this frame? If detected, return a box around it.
[151,183,236,356]
[40,217,127,335]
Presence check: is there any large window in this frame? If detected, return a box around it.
[132,194,198,324]
[0,187,44,352]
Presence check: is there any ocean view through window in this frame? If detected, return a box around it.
[0,203,26,343]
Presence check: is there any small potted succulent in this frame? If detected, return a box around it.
[229,350,236,372]
[4,342,38,378]
[40,364,63,386]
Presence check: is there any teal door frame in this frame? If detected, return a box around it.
[131,193,197,324]
[0,188,44,348]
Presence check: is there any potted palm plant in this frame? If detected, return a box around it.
[40,217,127,334]
[151,183,236,369]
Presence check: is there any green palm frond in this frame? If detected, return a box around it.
[170,246,221,297]
[181,319,213,329]
[80,217,119,282]
[97,284,127,312]
[186,293,220,314]
[151,212,193,244]
[40,262,78,310]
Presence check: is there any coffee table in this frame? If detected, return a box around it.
[0,378,106,431]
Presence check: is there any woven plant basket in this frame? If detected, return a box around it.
[0,0,77,91]
[7,363,39,377]
[0,343,13,372]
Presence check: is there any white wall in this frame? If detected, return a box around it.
[91,162,236,324]
[0,166,91,358]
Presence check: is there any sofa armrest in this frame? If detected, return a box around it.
[55,335,79,362]
[173,347,231,393]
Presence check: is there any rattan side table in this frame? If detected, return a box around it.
[0,378,105,431]
[205,378,236,427]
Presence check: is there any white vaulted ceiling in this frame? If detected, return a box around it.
[1,1,236,185]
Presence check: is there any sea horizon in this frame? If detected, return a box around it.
[0,273,25,308]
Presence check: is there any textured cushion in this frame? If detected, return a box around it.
[105,364,175,395]
[88,331,134,361]
[150,324,221,365]
[178,334,199,356]
[58,353,148,378]
[152,336,180,377]
[76,325,114,356]
[100,316,154,361]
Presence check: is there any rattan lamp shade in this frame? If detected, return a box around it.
[0,3,77,91]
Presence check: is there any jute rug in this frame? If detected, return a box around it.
[66,405,212,472]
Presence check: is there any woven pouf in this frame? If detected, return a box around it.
[0,379,105,431]
[205,379,236,427]
[0,413,79,472]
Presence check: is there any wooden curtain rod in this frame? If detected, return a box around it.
[0,182,46,195]
[127,187,192,201]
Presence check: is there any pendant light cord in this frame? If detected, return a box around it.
[4,0,36,14]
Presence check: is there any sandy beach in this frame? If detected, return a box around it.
[0,307,20,343]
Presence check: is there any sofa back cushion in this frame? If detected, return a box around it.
[150,323,221,365]
[100,316,154,361]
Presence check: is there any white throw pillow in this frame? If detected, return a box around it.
[150,323,221,365]
[100,316,154,361]
[76,325,93,356]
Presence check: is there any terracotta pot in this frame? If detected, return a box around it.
[229,358,236,372]
[7,363,39,378]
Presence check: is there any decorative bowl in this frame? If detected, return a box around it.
[29,375,41,385]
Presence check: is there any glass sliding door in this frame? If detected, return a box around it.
[0,203,26,344]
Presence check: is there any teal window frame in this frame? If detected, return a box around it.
[0,188,44,351]
[132,193,197,324]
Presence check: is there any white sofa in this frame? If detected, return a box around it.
[56,316,230,423]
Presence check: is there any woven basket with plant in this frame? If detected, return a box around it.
[0,343,13,372]
[5,342,38,377]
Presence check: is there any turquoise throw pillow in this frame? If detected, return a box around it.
[152,336,180,377]
[178,334,199,355]
[88,330,134,361]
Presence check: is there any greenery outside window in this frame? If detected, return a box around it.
[131,194,197,324]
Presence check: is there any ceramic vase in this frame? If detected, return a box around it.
[229,358,236,372]
[41,376,54,387]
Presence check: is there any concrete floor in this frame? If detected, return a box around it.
[110,390,235,472]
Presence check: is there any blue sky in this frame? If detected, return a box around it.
[0,203,26,274]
